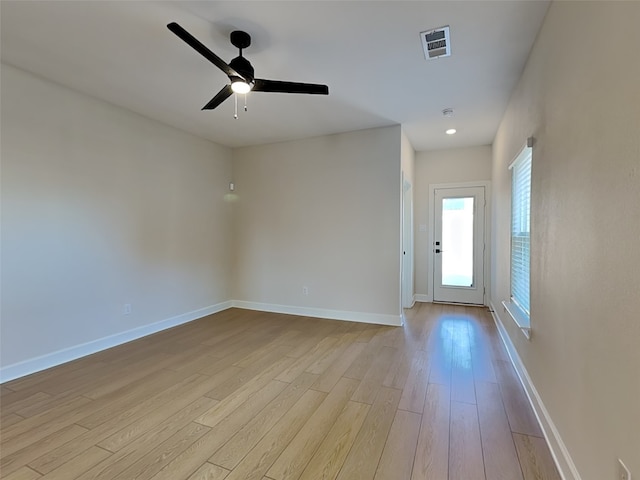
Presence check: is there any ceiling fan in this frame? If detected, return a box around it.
[167,22,329,114]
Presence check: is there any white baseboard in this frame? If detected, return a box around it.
[1,300,402,384]
[232,300,403,326]
[489,301,582,480]
[0,301,233,383]
[414,294,432,303]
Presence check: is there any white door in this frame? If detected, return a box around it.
[433,186,485,304]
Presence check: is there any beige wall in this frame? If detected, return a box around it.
[232,126,402,320]
[414,146,492,298]
[401,129,416,307]
[491,2,640,478]
[1,64,233,370]
[401,129,415,186]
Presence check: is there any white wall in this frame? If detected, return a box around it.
[401,129,415,186]
[491,2,640,479]
[414,146,492,298]
[232,126,402,323]
[401,130,416,308]
[1,64,233,375]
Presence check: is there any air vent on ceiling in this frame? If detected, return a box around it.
[420,26,451,60]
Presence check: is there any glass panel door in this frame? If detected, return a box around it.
[433,186,485,304]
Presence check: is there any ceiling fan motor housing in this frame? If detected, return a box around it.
[229,56,255,83]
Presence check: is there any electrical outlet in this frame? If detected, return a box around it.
[302,286,309,295]
[124,304,132,315]
[618,458,631,480]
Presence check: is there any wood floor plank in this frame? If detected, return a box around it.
[382,349,413,390]
[198,356,295,427]
[34,396,217,477]
[411,383,450,480]
[204,348,293,401]
[450,318,477,404]
[476,381,524,480]
[82,352,176,399]
[0,396,93,458]
[1,466,42,480]
[426,310,453,386]
[350,346,396,404]
[311,341,366,393]
[186,463,230,480]
[265,377,360,480]
[75,368,194,429]
[468,321,497,383]
[343,342,386,380]
[1,424,88,477]
[354,325,382,343]
[3,360,107,395]
[149,380,288,480]
[449,401,485,480]
[304,331,360,375]
[31,375,218,473]
[210,372,318,470]
[1,413,25,428]
[96,373,230,452]
[513,433,561,480]
[110,422,211,480]
[223,389,326,480]
[1,392,51,417]
[336,387,401,480]
[494,360,543,437]
[275,336,337,382]
[373,409,421,480]
[39,445,112,480]
[297,401,370,480]
[398,349,430,413]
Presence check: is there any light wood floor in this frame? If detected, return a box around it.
[0,303,561,480]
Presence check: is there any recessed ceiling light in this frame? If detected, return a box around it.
[446,128,457,135]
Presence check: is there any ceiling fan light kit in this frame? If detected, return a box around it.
[167,22,329,117]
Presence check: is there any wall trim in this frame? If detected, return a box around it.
[232,300,403,326]
[1,300,402,384]
[414,294,432,303]
[0,301,233,383]
[489,301,582,480]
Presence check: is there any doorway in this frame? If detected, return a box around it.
[432,185,486,304]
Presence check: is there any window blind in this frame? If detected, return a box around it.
[510,146,532,316]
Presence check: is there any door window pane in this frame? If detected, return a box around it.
[441,197,474,287]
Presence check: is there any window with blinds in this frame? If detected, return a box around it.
[509,144,532,318]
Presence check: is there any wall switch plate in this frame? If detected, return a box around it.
[124,304,132,315]
[302,286,309,295]
[618,458,631,480]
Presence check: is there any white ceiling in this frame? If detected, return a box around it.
[0,1,549,151]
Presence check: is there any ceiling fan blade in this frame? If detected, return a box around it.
[202,85,233,110]
[253,79,329,95]
[167,22,242,79]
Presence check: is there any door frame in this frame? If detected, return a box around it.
[401,176,414,310]
[427,181,491,305]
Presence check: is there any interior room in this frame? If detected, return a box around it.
[1,2,638,480]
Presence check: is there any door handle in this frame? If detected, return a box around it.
[435,249,442,253]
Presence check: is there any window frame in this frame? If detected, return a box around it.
[502,139,533,339]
